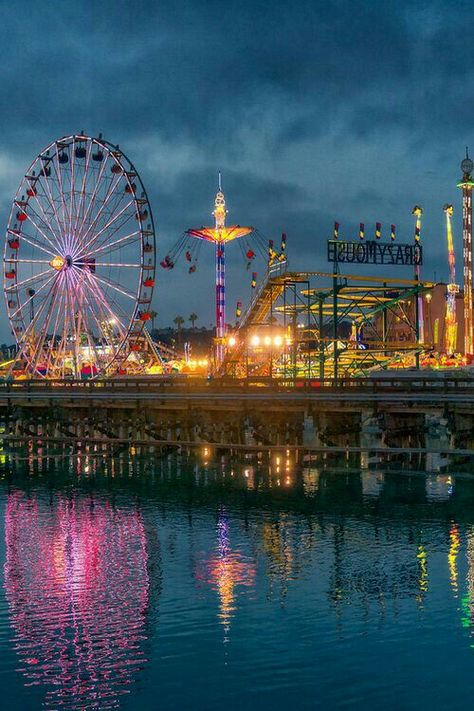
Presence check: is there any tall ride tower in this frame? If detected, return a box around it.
[443,204,459,354]
[186,176,253,364]
[458,149,474,356]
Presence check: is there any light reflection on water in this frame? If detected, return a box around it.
[1,451,474,708]
[4,490,152,708]
[195,512,255,644]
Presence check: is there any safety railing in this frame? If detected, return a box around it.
[1,373,474,398]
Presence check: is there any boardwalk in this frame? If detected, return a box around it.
[1,375,474,409]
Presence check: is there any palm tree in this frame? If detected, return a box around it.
[149,310,158,331]
[189,312,198,330]
[173,315,185,343]
[173,315,184,330]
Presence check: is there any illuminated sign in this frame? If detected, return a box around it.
[327,239,422,266]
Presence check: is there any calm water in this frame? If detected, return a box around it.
[0,450,474,709]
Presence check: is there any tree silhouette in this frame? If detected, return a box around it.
[149,310,158,331]
[173,316,184,336]
[189,312,198,329]
[173,315,185,343]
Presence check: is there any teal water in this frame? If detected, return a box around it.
[0,451,473,709]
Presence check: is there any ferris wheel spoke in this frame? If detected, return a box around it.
[75,170,120,250]
[83,208,137,257]
[84,270,137,300]
[9,271,58,320]
[35,162,66,245]
[77,174,129,249]
[54,283,74,377]
[84,295,122,354]
[15,272,61,349]
[18,194,56,236]
[51,145,72,233]
[69,269,117,364]
[73,139,94,237]
[75,274,126,357]
[7,259,54,265]
[76,230,141,260]
[95,284,136,332]
[42,284,68,375]
[82,270,129,334]
[69,275,104,365]
[68,136,77,241]
[86,198,132,253]
[91,262,141,269]
[60,275,78,376]
[28,276,63,372]
[26,189,63,245]
[76,175,128,252]
[94,182,131,231]
[19,207,61,255]
[28,171,65,232]
[10,230,56,258]
[5,268,54,293]
[67,272,86,375]
[74,148,111,243]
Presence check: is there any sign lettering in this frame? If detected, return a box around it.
[327,240,422,266]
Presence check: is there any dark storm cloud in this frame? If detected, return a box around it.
[0,0,472,332]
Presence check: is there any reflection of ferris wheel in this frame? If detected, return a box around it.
[4,133,156,378]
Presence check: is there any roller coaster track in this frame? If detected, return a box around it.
[219,261,313,374]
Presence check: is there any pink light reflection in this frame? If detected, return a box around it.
[4,491,150,708]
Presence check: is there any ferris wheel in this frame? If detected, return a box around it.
[4,133,156,378]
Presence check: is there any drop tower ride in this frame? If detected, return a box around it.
[458,149,474,356]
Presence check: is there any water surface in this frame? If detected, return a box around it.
[0,451,473,709]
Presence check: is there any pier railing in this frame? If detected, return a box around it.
[1,374,474,397]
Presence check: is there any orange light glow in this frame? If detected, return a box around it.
[49,256,65,271]
[186,225,253,244]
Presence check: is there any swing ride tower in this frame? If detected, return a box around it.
[186,176,253,363]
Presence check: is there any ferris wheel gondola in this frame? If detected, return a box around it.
[4,133,156,378]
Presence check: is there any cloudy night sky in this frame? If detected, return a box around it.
[0,0,472,338]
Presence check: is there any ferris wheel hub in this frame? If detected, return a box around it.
[49,255,66,271]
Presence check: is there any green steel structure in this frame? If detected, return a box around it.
[221,268,430,382]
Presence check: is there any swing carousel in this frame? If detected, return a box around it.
[160,174,287,365]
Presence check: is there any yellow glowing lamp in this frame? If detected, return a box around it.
[50,255,65,271]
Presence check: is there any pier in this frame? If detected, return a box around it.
[1,375,473,468]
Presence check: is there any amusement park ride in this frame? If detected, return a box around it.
[3,133,166,378]
[444,204,459,354]
[2,135,473,381]
[458,149,474,356]
[185,174,253,363]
